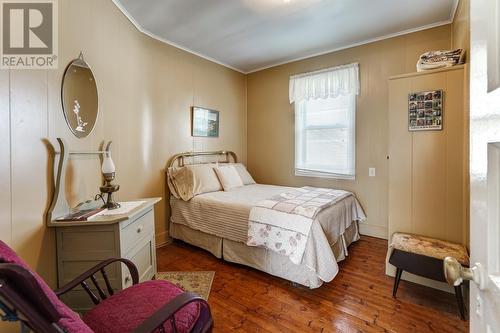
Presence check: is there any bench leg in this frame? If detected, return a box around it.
[392,267,403,297]
[454,285,467,320]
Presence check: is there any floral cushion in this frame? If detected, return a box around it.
[0,241,93,333]
[83,280,200,333]
[390,233,469,266]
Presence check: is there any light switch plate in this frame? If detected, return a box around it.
[369,168,376,177]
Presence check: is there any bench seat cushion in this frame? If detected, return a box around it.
[390,233,469,266]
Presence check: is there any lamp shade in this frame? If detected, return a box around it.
[102,155,115,174]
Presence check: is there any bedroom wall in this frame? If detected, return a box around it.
[452,0,470,56]
[0,0,246,305]
[246,25,452,239]
[452,0,470,245]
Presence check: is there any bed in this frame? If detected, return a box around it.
[167,151,366,289]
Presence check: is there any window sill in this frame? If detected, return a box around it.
[295,170,355,180]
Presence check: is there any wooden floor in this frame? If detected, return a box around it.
[157,236,469,333]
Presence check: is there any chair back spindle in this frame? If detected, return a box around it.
[80,280,100,305]
[90,274,107,300]
[100,268,114,296]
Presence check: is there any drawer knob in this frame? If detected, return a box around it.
[137,225,143,233]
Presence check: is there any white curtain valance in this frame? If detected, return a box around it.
[289,62,359,104]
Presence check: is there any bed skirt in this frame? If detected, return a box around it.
[169,220,360,289]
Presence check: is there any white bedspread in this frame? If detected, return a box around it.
[247,187,352,265]
[170,184,366,282]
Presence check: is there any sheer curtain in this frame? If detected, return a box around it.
[290,63,359,179]
[289,63,359,103]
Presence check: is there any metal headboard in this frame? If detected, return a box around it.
[168,150,237,168]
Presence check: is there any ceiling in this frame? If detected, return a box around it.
[112,0,459,74]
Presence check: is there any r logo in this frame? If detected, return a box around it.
[2,2,53,54]
[1,0,57,68]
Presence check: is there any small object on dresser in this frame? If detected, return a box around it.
[88,201,146,219]
[55,208,104,222]
[99,141,120,210]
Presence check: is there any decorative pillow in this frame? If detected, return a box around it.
[166,167,180,199]
[233,163,256,185]
[188,164,223,195]
[168,164,222,201]
[215,165,244,191]
[169,166,195,201]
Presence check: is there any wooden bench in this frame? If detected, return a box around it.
[388,232,470,320]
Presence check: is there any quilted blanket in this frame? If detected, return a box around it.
[247,186,352,265]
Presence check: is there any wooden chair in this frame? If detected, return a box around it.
[0,240,213,333]
[388,232,469,320]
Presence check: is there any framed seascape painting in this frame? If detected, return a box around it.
[408,90,443,131]
[191,106,220,137]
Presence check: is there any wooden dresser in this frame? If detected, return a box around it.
[48,198,161,313]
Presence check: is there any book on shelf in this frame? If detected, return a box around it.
[55,208,104,222]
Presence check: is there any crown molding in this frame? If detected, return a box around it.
[111,0,245,74]
[112,0,460,75]
[246,19,455,74]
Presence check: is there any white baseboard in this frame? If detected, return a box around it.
[359,223,388,239]
[386,262,454,293]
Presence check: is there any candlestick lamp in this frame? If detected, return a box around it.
[100,141,120,209]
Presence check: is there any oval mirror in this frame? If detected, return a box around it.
[61,55,98,138]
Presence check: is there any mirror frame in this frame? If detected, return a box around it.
[61,53,99,138]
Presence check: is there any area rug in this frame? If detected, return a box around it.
[156,271,215,300]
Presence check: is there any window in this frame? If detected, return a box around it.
[289,63,359,179]
[295,94,356,179]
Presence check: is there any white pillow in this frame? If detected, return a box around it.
[215,165,244,191]
[188,164,223,195]
[168,164,223,201]
[233,163,256,185]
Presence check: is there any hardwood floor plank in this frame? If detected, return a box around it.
[157,236,468,333]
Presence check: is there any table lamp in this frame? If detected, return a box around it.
[100,141,120,209]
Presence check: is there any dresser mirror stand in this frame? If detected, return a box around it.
[45,137,160,313]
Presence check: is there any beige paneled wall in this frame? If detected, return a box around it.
[246,26,452,239]
[0,71,10,247]
[386,66,467,291]
[0,0,246,298]
[9,69,56,278]
[452,0,470,56]
[388,67,466,244]
[452,0,470,244]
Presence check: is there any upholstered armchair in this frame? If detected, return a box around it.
[0,241,213,333]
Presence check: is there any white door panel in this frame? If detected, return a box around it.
[470,0,500,331]
[484,143,500,332]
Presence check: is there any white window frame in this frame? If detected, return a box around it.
[294,95,356,180]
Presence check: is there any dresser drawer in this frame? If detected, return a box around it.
[122,238,156,288]
[120,209,154,254]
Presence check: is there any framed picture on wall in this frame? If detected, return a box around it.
[191,106,220,137]
[408,90,443,131]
